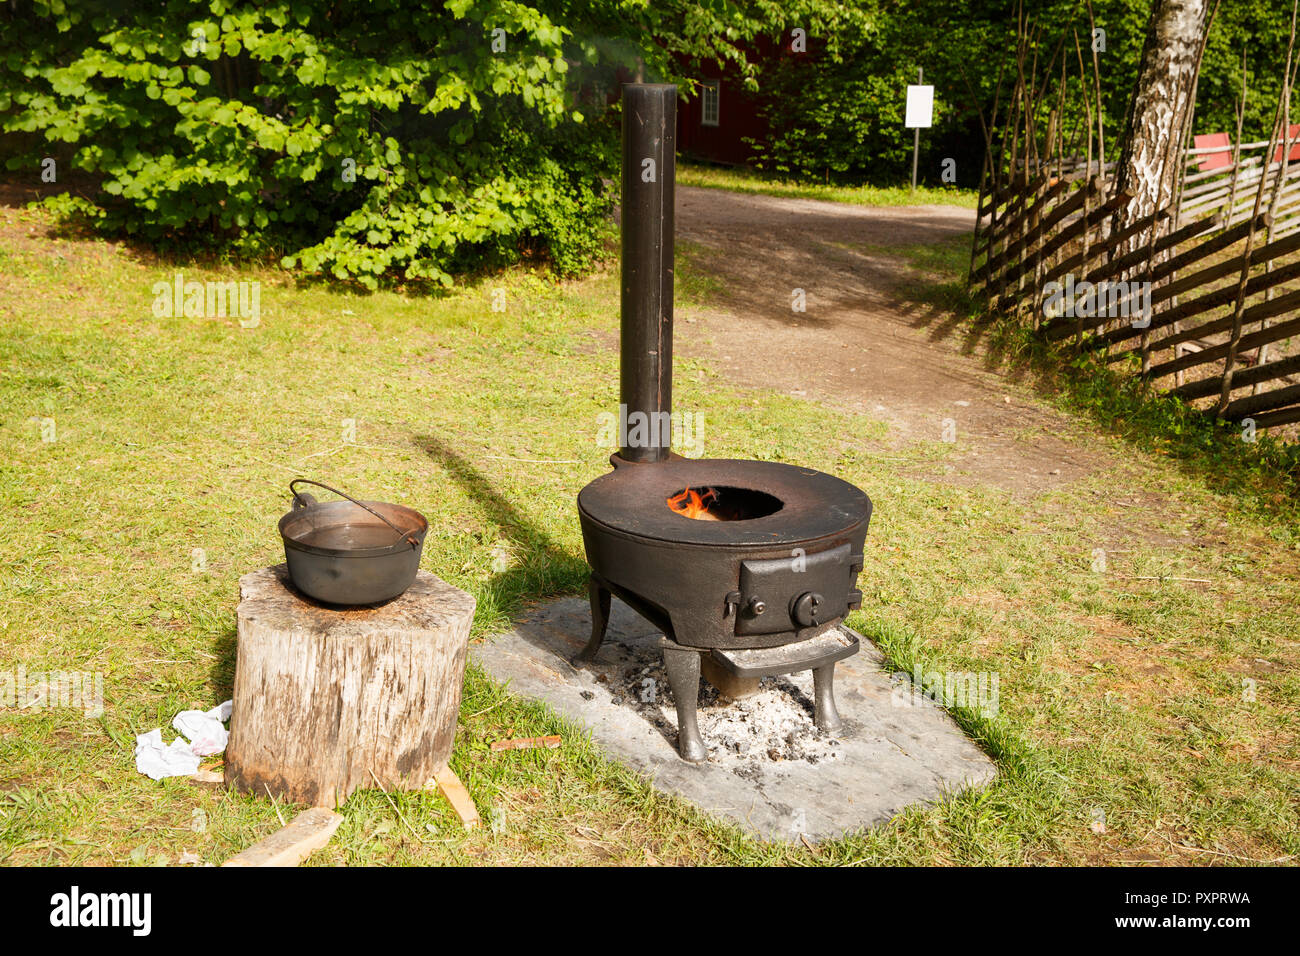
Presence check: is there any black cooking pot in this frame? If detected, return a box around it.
[278,479,429,606]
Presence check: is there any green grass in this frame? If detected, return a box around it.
[679,162,979,208]
[0,195,1296,867]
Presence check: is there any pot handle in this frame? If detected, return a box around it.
[288,478,420,549]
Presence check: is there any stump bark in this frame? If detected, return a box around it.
[225,564,475,808]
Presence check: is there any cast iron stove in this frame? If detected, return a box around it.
[575,85,872,762]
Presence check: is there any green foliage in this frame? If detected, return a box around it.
[2,0,878,282]
[9,1,1290,271]
[30,191,105,226]
[0,0,640,285]
[747,1,1296,189]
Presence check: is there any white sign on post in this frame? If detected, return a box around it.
[905,85,934,128]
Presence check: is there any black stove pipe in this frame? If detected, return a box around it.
[619,83,676,463]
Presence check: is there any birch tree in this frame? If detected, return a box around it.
[1112,0,1213,243]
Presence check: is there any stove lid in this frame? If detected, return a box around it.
[577,458,871,548]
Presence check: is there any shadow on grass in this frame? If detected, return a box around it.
[414,432,590,629]
[886,235,1041,384]
[210,627,238,704]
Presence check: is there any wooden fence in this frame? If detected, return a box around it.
[1179,138,1300,236]
[968,152,1300,432]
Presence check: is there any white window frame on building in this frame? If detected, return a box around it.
[700,80,720,127]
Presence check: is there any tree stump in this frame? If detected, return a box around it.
[225,564,475,808]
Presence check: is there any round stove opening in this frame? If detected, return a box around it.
[666,485,783,521]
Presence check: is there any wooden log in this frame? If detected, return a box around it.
[225,565,476,808]
[1080,209,1174,282]
[1251,404,1300,428]
[1047,213,1265,344]
[1153,213,1270,283]
[994,189,1127,309]
[1222,383,1300,420]
[974,173,1046,267]
[1100,257,1300,353]
[1043,207,1168,286]
[1090,222,1300,349]
[1036,188,1130,263]
[968,152,991,289]
[1272,216,1300,240]
[1155,232,1300,305]
[989,171,1043,212]
[977,178,1070,278]
[1183,160,1248,187]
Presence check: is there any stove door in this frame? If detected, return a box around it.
[734,542,862,637]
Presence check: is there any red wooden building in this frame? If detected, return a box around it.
[675,65,768,166]
[674,33,797,167]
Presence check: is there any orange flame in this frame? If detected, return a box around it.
[667,486,720,520]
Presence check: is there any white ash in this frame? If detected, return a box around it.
[614,659,845,770]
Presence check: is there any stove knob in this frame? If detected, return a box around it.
[791,591,824,627]
[747,597,766,616]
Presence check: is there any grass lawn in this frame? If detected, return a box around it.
[1,195,1297,867]
[679,162,979,208]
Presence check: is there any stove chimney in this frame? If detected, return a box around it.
[619,83,676,463]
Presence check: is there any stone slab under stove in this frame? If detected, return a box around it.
[473,597,997,843]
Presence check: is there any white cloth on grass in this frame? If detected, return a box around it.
[172,700,232,756]
[133,699,233,779]
[134,728,202,780]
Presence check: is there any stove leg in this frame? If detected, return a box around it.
[661,642,707,763]
[812,663,843,735]
[574,576,612,664]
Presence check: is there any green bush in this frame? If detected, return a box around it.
[1,0,624,287]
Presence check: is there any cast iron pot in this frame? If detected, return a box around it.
[278,479,428,606]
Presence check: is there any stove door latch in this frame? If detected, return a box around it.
[723,590,742,618]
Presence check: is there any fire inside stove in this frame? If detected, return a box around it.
[666,485,783,521]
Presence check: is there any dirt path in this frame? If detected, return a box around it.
[673,186,1115,497]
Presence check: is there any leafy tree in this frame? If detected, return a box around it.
[6,0,1291,278]
[1,0,877,283]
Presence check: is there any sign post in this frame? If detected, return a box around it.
[905,68,934,192]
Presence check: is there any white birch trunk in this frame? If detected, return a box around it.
[1114,0,1208,242]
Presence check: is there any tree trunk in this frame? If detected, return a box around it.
[1112,0,1209,248]
[225,565,475,808]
